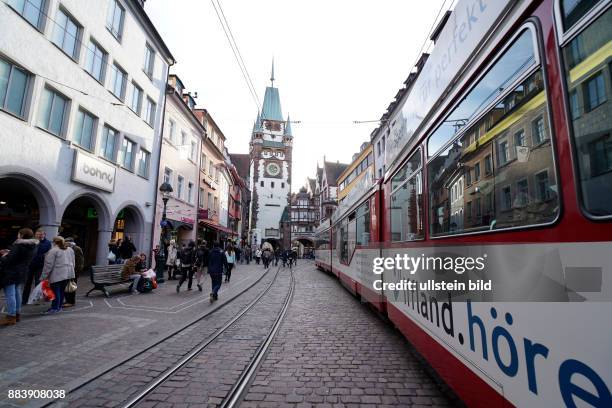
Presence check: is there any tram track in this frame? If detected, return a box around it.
[124,265,295,408]
[40,265,277,408]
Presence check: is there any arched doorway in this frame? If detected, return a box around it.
[293,238,315,258]
[60,195,110,267]
[264,238,280,250]
[0,174,56,249]
[112,205,145,256]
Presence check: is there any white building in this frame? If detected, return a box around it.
[153,74,203,248]
[0,0,174,264]
[248,65,293,249]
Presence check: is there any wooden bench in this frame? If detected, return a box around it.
[86,264,133,298]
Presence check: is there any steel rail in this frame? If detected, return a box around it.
[122,265,284,408]
[220,266,296,408]
[41,265,274,408]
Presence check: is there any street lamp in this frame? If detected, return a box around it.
[156,182,173,283]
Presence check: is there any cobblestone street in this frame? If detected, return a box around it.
[242,262,455,408]
[1,261,457,408]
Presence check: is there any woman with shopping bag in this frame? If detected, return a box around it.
[40,237,75,315]
[0,228,38,326]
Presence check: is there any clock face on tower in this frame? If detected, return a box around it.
[266,162,281,177]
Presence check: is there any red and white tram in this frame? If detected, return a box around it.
[316,0,612,406]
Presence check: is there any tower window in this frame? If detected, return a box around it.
[260,181,264,187]
[271,182,275,188]
[281,182,285,189]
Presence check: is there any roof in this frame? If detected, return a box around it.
[261,87,284,121]
[285,115,293,137]
[229,153,250,179]
[132,1,175,64]
[280,206,290,223]
[252,111,263,133]
[263,140,285,149]
[324,161,349,187]
[307,177,316,193]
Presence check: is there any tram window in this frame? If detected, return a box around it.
[427,30,536,158]
[428,28,559,236]
[355,201,370,246]
[560,0,603,30]
[390,149,423,242]
[339,218,349,264]
[561,7,612,217]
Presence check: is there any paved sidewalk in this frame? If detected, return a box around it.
[0,262,267,408]
[242,261,457,407]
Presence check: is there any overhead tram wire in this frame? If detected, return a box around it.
[210,0,262,113]
[215,0,261,106]
[350,0,453,127]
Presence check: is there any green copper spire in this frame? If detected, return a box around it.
[285,114,293,137]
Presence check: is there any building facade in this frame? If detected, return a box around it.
[153,74,202,248]
[193,108,232,244]
[337,142,373,202]
[318,160,348,221]
[0,0,173,265]
[248,66,293,248]
[280,186,319,255]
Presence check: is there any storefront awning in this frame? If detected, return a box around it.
[198,219,236,235]
[165,219,194,231]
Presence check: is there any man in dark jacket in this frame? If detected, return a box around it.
[22,229,51,305]
[177,241,197,293]
[119,236,137,260]
[207,242,227,302]
[0,228,38,326]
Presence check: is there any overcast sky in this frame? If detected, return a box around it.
[146,0,449,191]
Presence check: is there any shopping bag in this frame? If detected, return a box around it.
[107,251,116,262]
[65,279,77,293]
[41,280,55,301]
[152,278,158,289]
[27,281,45,304]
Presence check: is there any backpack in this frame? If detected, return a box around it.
[137,277,154,293]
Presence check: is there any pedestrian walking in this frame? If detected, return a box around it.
[281,249,289,267]
[255,248,262,265]
[224,246,236,283]
[195,242,209,292]
[208,242,227,302]
[63,237,83,307]
[245,245,251,264]
[22,228,51,304]
[176,241,197,292]
[166,240,178,280]
[274,248,281,266]
[0,228,38,326]
[235,246,242,264]
[119,236,137,260]
[40,237,75,314]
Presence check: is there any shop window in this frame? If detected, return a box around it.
[73,108,97,150]
[38,86,69,136]
[100,125,117,161]
[52,8,80,60]
[561,7,612,216]
[390,149,423,241]
[8,0,45,30]
[198,188,205,208]
[0,58,31,118]
[427,28,558,235]
[85,39,107,83]
[474,162,481,181]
